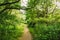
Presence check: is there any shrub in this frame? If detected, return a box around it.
[0,24,24,40]
[29,23,60,40]
[0,10,24,40]
[27,14,60,40]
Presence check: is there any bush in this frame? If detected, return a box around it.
[0,10,24,40]
[27,13,60,40]
[26,3,60,39]
[0,24,24,40]
[29,23,60,40]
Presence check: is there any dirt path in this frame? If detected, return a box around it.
[19,25,32,40]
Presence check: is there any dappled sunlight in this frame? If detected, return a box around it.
[55,1,60,9]
[0,0,60,40]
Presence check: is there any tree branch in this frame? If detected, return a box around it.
[0,0,20,6]
[0,6,35,14]
[51,6,56,14]
[0,8,7,14]
[6,6,33,10]
[51,0,57,14]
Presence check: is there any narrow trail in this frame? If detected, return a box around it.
[19,25,32,40]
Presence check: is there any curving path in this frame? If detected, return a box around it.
[19,25,32,40]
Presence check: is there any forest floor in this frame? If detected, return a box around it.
[19,25,32,40]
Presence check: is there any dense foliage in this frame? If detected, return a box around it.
[26,0,60,40]
[0,0,24,40]
[0,0,60,40]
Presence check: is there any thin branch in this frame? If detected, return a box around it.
[6,7,20,10]
[51,0,57,14]
[6,6,33,10]
[0,6,40,14]
[51,6,56,14]
[0,0,20,6]
[0,8,7,14]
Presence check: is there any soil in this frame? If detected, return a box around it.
[19,25,32,40]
